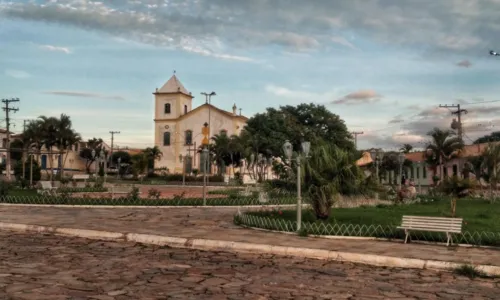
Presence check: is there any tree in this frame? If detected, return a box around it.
[79,138,104,174]
[400,144,413,154]
[479,143,500,200]
[9,139,24,161]
[474,131,500,144]
[143,146,162,172]
[302,142,365,220]
[209,134,244,175]
[13,157,41,183]
[111,151,131,165]
[241,103,355,159]
[37,115,59,181]
[131,153,149,177]
[55,114,81,178]
[424,128,464,181]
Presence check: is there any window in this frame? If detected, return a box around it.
[164,103,171,114]
[220,129,227,136]
[423,164,427,178]
[185,130,193,145]
[184,105,188,114]
[163,132,171,146]
[453,164,458,176]
[410,167,414,179]
[416,166,420,179]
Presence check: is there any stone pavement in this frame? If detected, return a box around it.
[0,206,499,268]
[0,231,498,300]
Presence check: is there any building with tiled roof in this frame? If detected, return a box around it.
[153,74,248,174]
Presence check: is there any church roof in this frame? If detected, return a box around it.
[156,75,192,97]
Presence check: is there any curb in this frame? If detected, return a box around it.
[0,203,296,209]
[0,221,499,276]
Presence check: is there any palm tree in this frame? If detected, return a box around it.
[143,146,163,172]
[55,114,81,178]
[480,143,500,200]
[303,143,364,219]
[400,144,413,154]
[131,153,149,179]
[424,128,464,181]
[38,116,59,182]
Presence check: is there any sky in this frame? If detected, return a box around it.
[2,0,500,150]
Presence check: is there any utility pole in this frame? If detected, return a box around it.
[440,104,468,178]
[109,131,120,166]
[2,98,19,181]
[352,131,364,149]
[439,104,468,142]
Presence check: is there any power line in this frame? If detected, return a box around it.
[2,98,19,181]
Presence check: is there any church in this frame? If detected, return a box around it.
[153,74,248,174]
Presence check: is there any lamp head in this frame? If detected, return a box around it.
[282,140,293,160]
[370,149,377,161]
[91,149,96,158]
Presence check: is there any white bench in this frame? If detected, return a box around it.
[111,185,140,199]
[37,181,57,196]
[398,215,463,246]
[72,174,90,183]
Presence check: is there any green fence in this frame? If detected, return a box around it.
[234,213,500,247]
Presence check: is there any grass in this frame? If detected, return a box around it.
[454,264,489,279]
[248,197,500,233]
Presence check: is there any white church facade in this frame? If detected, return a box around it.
[153,74,248,174]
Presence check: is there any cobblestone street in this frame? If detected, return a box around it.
[0,232,498,300]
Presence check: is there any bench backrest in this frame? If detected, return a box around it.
[401,215,463,233]
[40,181,53,189]
[73,174,90,180]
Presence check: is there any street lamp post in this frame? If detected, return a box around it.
[179,154,186,186]
[117,157,122,179]
[417,161,422,194]
[398,152,406,189]
[282,140,310,232]
[370,149,384,199]
[91,149,97,178]
[201,147,209,206]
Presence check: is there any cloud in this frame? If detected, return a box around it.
[4,69,31,79]
[333,89,381,105]
[265,85,321,99]
[388,115,405,124]
[3,0,500,56]
[43,91,125,101]
[39,44,71,54]
[456,60,472,68]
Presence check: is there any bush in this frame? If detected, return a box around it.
[0,181,12,196]
[13,158,41,182]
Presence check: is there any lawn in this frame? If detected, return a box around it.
[248,198,500,234]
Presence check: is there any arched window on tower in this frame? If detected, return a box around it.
[164,103,171,114]
[184,105,188,115]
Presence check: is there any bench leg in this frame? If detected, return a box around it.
[404,229,410,244]
[446,232,452,246]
